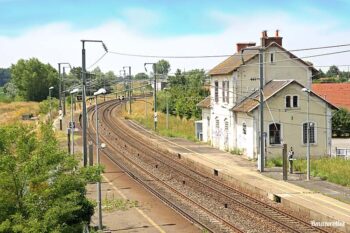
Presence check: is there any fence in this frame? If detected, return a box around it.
[335,147,350,159]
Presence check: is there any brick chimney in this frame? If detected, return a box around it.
[236,42,256,52]
[260,30,282,47]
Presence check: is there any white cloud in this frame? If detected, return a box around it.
[0,11,350,75]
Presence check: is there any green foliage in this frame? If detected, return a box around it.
[266,157,283,167]
[0,68,11,87]
[0,123,97,232]
[134,72,149,80]
[102,198,138,212]
[332,108,350,137]
[293,158,350,186]
[10,58,58,101]
[155,59,171,75]
[230,147,244,156]
[313,65,350,83]
[326,65,340,77]
[39,98,59,115]
[158,69,209,119]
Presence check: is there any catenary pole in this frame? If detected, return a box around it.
[81,41,88,167]
[259,48,265,172]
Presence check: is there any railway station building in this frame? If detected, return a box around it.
[197,30,337,159]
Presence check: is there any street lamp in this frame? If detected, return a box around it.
[58,62,71,130]
[62,64,72,116]
[144,63,157,131]
[301,87,311,181]
[94,87,107,231]
[70,88,79,156]
[81,39,108,167]
[49,86,54,123]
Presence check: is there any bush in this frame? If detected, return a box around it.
[266,157,283,167]
[39,98,59,115]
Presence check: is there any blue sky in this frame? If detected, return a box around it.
[1,0,350,72]
[1,0,350,37]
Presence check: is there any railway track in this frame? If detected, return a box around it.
[86,98,334,233]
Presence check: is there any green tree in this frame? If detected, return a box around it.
[0,68,10,87]
[134,72,149,80]
[0,123,99,232]
[10,58,58,101]
[158,69,209,119]
[332,108,350,137]
[326,65,340,77]
[155,59,170,75]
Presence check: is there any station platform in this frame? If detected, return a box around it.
[125,119,350,232]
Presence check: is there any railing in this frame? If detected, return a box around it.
[335,147,350,159]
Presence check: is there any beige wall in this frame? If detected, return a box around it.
[252,82,332,158]
[235,45,312,105]
[264,46,311,88]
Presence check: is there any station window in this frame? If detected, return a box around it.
[222,81,229,103]
[270,52,275,63]
[215,118,219,129]
[214,81,219,103]
[303,122,316,144]
[269,123,281,145]
[224,119,229,131]
[242,122,247,135]
[286,95,298,108]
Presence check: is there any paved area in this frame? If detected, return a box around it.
[54,111,201,233]
[126,119,350,232]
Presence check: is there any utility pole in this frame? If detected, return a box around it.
[241,47,265,172]
[302,87,311,180]
[62,67,66,116]
[144,63,157,131]
[165,88,169,129]
[80,39,107,167]
[82,41,88,167]
[123,66,132,114]
[259,48,265,172]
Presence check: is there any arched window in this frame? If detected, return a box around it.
[303,122,316,144]
[242,122,247,135]
[269,123,281,145]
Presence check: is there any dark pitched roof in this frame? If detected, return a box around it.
[208,49,258,76]
[232,80,338,113]
[208,42,317,76]
[197,96,211,108]
[312,83,350,111]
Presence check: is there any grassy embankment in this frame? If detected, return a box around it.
[267,157,350,187]
[0,101,40,125]
[121,98,196,141]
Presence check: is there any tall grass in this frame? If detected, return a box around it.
[122,99,196,141]
[293,158,350,187]
[0,101,40,125]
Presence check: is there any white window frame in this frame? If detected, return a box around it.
[269,123,282,145]
[302,121,317,144]
[285,95,299,108]
[285,95,291,108]
[214,81,219,103]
